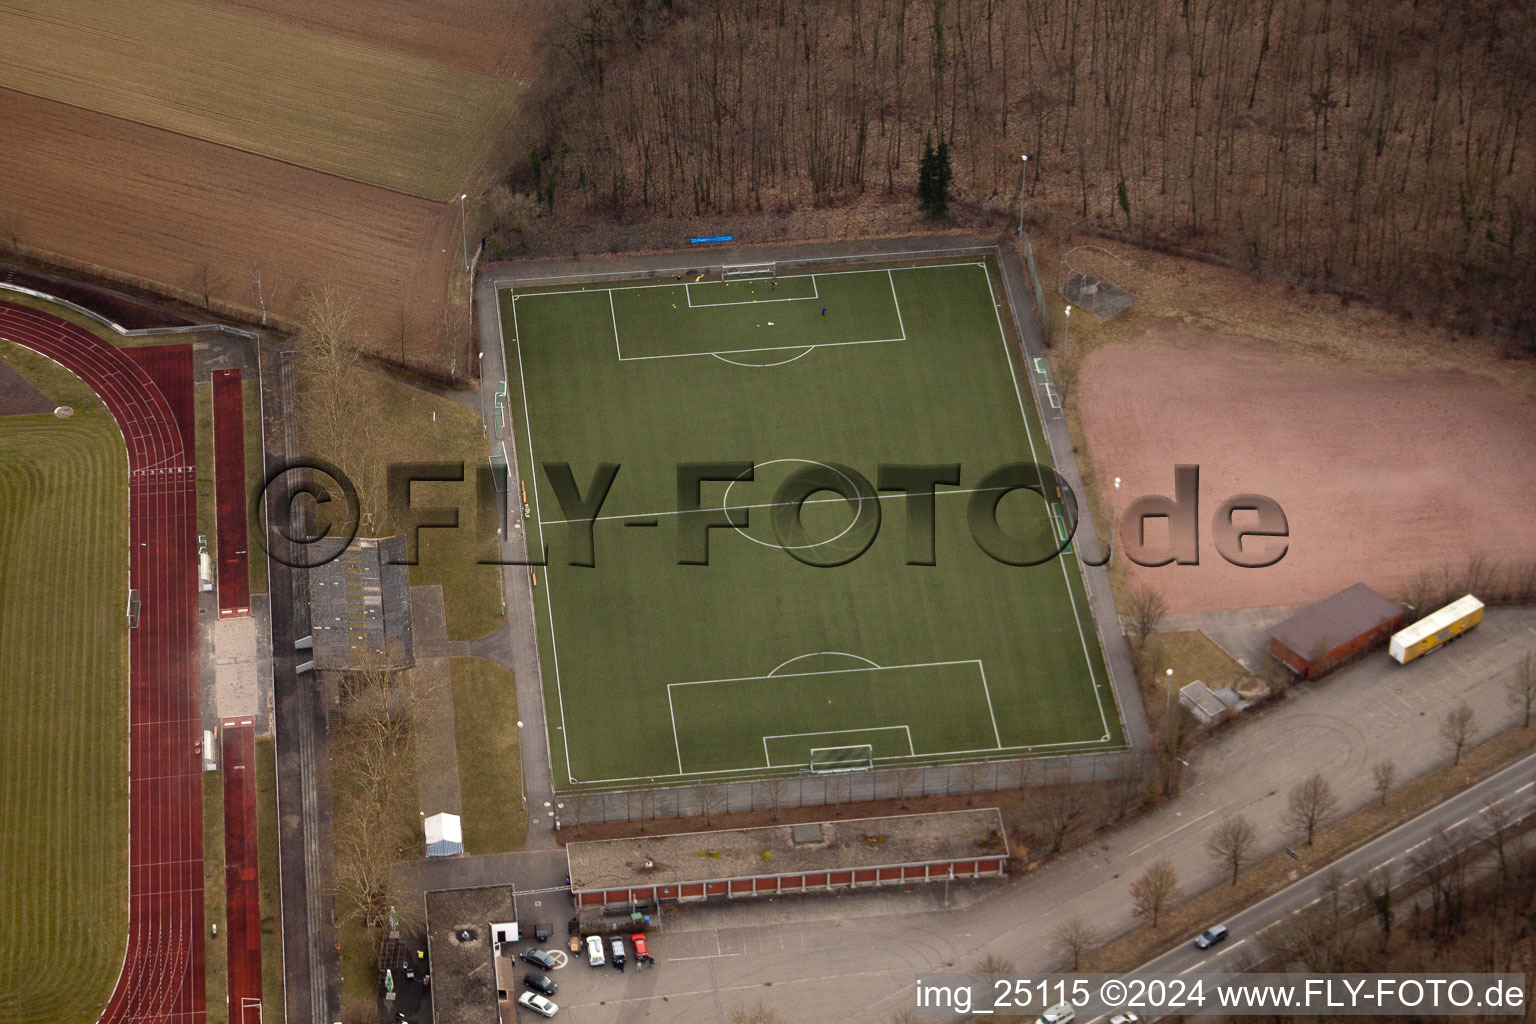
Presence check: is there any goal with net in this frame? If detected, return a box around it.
[808,744,874,773]
[722,261,777,280]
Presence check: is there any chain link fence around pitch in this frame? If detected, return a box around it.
[557,749,1138,826]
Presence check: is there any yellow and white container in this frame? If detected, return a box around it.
[1389,594,1484,664]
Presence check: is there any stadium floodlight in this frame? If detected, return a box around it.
[459,193,470,273]
[1018,154,1029,236]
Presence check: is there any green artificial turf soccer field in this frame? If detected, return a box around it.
[500,259,1121,788]
[0,340,128,1022]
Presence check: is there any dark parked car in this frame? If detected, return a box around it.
[524,969,557,997]
[1194,924,1229,949]
[520,948,560,971]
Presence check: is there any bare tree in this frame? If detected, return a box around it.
[700,783,728,826]
[1129,859,1183,928]
[1360,863,1395,945]
[1372,760,1398,806]
[1127,583,1168,655]
[1034,788,1088,854]
[1107,757,1150,820]
[897,766,925,807]
[1284,772,1338,846]
[726,1000,788,1024]
[0,212,24,252]
[1440,702,1476,766]
[1207,815,1258,886]
[1479,800,1516,879]
[972,953,1016,974]
[957,761,987,805]
[1264,871,1363,971]
[1506,653,1536,730]
[249,259,269,326]
[1052,915,1098,970]
[191,260,221,309]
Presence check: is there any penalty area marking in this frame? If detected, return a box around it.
[665,658,1003,776]
[551,264,930,363]
[685,275,820,308]
[762,726,914,767]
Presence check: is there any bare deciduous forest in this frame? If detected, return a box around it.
[515,0,1535,337]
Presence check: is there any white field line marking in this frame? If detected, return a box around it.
[577,733,1114,786]
[768,651,881,675]
[509,297,576,783]
[495,244,996,288]
[1127,807,1220,858]
[711,348,814,367]
[618,335,898,362]
[668,658,980,688]
[609,289,622,360]
[541,482,1018,526]
[762,726,914,766]
[887,269,908,341]
[670,661,997,775]
[513,265,909,300]
[977,661,1003,747]
[686,276,820,307]
[667,686,684,773]
[982,259,1112,746]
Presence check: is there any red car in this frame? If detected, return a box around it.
[630,933,649,961]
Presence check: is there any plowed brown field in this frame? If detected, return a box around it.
[205,0,560,80]
[1078,325,1536,614]
[0,89,457,343]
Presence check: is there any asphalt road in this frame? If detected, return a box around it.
[1124,745,1536,981]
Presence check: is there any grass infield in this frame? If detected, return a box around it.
[501,259,1122,790]
[0,341,129,1023]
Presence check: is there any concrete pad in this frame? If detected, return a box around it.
[213,614,260,718]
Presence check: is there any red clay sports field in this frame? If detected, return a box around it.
[0,301,205,1023]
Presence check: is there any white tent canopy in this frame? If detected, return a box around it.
[423,812,463,857]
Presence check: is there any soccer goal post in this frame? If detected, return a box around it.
[722,261,776,280]
[809,744,874,773]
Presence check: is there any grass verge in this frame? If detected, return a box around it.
[350,370,503,641]
[450,657,526,853]
[194,381,216,548]
[244,378,267,595]
[255,737,284,1020]
[203,772,228,1024]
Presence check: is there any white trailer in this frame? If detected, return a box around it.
[1389,594,1484,664]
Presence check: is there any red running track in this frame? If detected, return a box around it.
[212,369,251,617]
[0,301,205,1024]
[220,718,263,1023]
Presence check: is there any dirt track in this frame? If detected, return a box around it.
[0,88,458,343]
[1078,324,1536,614]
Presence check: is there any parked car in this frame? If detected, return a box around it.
[523,970,557,997]
[585,934,605,967]
[517,991,559,1017]
[630,933,649,961]
[1036,1004,1075,1024]
[1194,924,1229,949]
[1109,1014,1140,1024]
[520,948,559,971]
[609,935,626,970]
